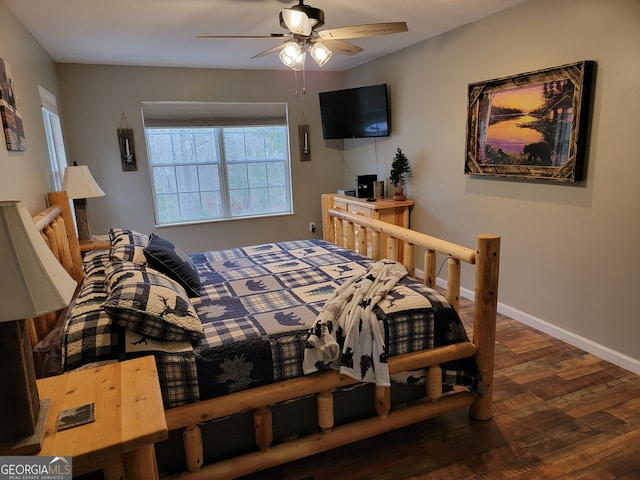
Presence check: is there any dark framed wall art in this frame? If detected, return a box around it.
[0,58,26,151]
[465,61,595,183]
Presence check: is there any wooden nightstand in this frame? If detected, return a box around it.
[78,235,110,254]
[37,356,168,479]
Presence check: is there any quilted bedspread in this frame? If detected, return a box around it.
[62,239,481,408]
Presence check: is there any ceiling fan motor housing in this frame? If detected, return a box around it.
[280,3,325,30]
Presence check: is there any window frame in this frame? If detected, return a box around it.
[142,101,293,227]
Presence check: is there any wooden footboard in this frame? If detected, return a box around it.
[33,192,499,480]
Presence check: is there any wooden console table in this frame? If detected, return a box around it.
[37,356,168,479]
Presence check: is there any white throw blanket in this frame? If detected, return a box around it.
[303,260,408,386]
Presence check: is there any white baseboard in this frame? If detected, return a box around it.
[431,276,640,375]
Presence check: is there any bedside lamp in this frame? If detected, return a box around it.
[0,201,77,454]
[62,163,105,242]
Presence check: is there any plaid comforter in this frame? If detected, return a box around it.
[62,239,481,408]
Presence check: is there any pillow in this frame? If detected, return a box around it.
[143,234,201,297]
[103,261,203,341]
[109,228,149,263]
[83,249,111,277]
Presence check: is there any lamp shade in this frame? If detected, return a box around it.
[279,41,303,69]
[0,201,77,321]
[310,42,332,67]
[62,165,105,200]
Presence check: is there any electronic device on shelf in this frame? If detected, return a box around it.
[356,174,377,198]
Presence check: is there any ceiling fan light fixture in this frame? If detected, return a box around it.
[292,51,306,71]
[279,41,305,69]
[310,42,332,67]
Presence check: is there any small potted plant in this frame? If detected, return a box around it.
[390,147,411,201]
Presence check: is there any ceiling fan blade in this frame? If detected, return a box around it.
[198,33,287,39]
[281,8,312,36]
[251,43,287,59]
[318,22,408,40]
[321,39,363,56]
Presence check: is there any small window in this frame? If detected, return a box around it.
[142,102,292,226]
[39,87,68,191]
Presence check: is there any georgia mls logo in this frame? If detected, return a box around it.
[0,456,72,480]
[48,456,72,475]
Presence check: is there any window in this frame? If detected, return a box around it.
[39,87,68,190]
[142,102,292,226]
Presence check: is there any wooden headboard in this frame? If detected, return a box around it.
[29,191,83,376]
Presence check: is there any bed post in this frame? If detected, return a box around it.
[321,194,335,243]
[469,234,500,420]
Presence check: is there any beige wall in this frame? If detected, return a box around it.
[342,0,640,368]
[55,64,345,253]
[0,0,61,213]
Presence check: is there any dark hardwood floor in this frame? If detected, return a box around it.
[241,297,640,479]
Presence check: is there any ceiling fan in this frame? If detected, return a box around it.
[198,0,408,70]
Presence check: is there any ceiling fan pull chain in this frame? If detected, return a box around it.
[302,63,306,95]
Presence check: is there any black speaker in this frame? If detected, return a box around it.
[355,175,377,198]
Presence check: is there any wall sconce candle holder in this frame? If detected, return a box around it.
[117,128,136,171]
[117,113,136,171]
[298,124,311,162]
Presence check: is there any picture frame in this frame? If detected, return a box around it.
[465,61,595,183]
[0,58,26,151]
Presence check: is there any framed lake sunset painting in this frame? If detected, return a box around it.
[465,61,595,182]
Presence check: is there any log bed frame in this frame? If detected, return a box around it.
[29,191,500,479]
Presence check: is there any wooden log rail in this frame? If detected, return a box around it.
[323,202,476,314]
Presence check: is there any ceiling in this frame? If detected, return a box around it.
[4,0,527,72]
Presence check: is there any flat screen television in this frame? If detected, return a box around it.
[319,84,390,139]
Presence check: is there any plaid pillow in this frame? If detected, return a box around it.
[103,261,203,341]
[83,249,111,277]
[108,228,149,263]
